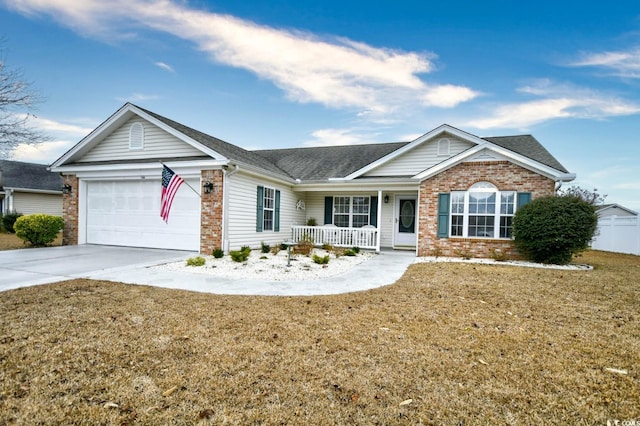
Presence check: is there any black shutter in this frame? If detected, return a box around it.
[437,193,450,238]
[370,196,378,227]
[256,186,264,232]
[324,196,333,225]
[517,192,532,210]
[274,190,281,232]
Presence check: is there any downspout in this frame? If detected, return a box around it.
[221,164,240,253]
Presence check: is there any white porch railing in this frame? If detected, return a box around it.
[291,225,378,250]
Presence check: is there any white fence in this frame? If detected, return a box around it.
[591,216,640,255]
[291,225,378,250]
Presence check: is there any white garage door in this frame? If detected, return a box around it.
[86,179,200,251]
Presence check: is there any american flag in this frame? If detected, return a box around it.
[160,165,184,223]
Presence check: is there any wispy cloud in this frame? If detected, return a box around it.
[303,128,382,147]
[3,0,478,117]
[11,140,74,163]
[570,47,640,78]
[13,114,94,136]
[116,93,161,103]
[154,61,174,73]
[468,80,640,130]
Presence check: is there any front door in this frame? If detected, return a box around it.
[394,196,417,247]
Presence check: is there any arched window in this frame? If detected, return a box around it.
[450,182,516,238]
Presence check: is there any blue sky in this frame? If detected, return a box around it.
[1,0,639,210]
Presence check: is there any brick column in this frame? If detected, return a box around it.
[62,174,79,245]
[200,169,224,254]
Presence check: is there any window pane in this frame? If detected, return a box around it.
[334,214,349,227]
[451,215,463,236]
[263,210,273,231]
[352,196,369,214]
[451,192,465,214]
[352,215,368,228]
[500,216,513,238]
[468,215,494,238]
[501,192,515,215]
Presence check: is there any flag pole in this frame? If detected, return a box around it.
[159,161,201,198]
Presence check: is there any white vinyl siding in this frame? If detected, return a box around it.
[226,172,304,250]
[364,136,473,177]
[79,117,204,162]
[12,192,62,216]
[379,194,395,248]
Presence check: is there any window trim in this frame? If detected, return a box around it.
[449,182,517,239]
[332,195,371,228]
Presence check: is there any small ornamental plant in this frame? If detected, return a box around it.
[14,214,63,246]
[312,254,330,265]
[186,256,206,267]
[212,248,224,258]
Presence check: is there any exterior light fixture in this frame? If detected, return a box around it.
[203,181,215,194]
[62,184,72,194]
[384,194,389,204]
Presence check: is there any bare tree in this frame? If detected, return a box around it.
[557,185,607,206]
[0,43,49,158]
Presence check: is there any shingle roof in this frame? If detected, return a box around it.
[137,105,569,180]
[483,135,568,173]
[136,106,293,179]
[0,160,62,192]
[254,142,409,180]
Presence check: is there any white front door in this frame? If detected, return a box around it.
[394,196,417,247]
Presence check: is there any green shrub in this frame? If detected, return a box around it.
[352,246,360,254]
[240,245,251,254]
[321,243,334,251]
[280,242,288,251]
[306,217,318,226]
[230,249,250,262]
[212,248,224,258]
[186,256,206,267]
[343,249,357,256]
[14,214,63,246]
[513,195,597,265]
[261,241,270,253]
[2,212,22,234]
[312,254,330,265]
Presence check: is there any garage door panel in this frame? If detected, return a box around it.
[86,179,200,251]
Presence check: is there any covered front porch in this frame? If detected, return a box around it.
[289,188,420,252]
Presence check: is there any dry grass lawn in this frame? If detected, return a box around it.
[0,232,62,251]
[1,250,638,425]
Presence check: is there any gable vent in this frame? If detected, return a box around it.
[437,138,450,156]
[129,122,144,150]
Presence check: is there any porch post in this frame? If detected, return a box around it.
[376,190,382,253]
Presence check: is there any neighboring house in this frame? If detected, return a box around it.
[596,203,638,218]
[0,160,63,217]
[50,103,575,258]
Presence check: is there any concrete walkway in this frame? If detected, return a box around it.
[0,245,415,296]
[88,249,415,296]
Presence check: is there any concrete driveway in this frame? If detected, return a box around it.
[0,245,195,292]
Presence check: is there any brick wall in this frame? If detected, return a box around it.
[418,161,555,259]
[62,174,79,245]
[200,169,224,254]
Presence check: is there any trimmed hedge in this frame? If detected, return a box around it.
[513,196,597,264]
[14,214,64,246]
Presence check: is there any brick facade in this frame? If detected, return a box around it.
[62,174,79,246]
[418,161,555,259]
[200,169,224,254]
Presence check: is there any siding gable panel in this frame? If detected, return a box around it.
[363,136,474,177]
[79,117,205,162]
